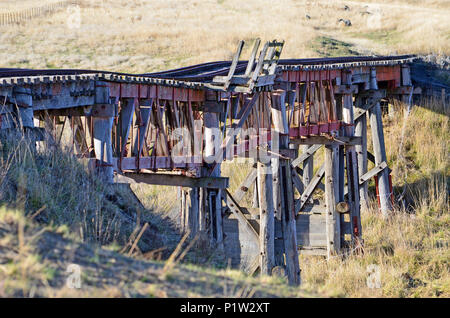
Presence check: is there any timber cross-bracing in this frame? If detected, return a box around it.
[0,39,420,285]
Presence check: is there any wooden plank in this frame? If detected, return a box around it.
[294,164,325,213]
[222,40,245,89]
[233,165,258,203]
[224,190,259,242]
[324,145,340,257]
[249,42,269,89]
[192,100,226,113]
[258,161,274,275]
[245,38,261,76]
[291,144,322,167]
[369,68,392,217]
[119,173,229,189]
[132,99,152,157]
[355,96,369,209]
[359,161,388,184]
[271,91,300,286]
[333,85,358,95]
[291,166,305,194]
[116,98,135,157]
[290,136,361,146]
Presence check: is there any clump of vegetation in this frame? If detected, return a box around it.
[300,98,449,297]
[0,132,157,250]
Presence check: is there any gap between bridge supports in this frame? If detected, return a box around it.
[369,68,393,217]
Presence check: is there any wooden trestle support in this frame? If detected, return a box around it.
[0,40,420,286]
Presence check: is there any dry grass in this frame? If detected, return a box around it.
[0,0,448,74]
[299,99,449,297]
[0,206,314,297]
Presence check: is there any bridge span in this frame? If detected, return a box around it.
[0,39,420,285]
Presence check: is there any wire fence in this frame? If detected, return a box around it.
[0,0,80,26]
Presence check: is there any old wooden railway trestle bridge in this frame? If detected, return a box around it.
[0,40,420,285]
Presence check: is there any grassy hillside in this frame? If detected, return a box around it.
[0,207,312,297]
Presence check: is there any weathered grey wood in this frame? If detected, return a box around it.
[224,190,259,241]
[272,157,285,266]
[93,117,114,182]
[359,161,388,184]
[354,90,386,120]
[249,42,269,90]
[369,68,392,217]
[92,82,113,182]
[115,98,135,157]
[302,145,314,191]
[271,91,300,286]
[132,99,152,157]
[258,161,274,275]
[31,80,95,111]
[189,188,200,236]
[291,166,305,194]
[214,189,224,249]
[199,188,207,232]
[252,181,259,208]
[401,65,412,107]
[245,38,261,76]
[294,164,325,213]
[355,96,369,210]
[276,214,327,247]
[291,144,321,167]
[12,86,34,129]
[342,70,362,245]
[223,217,259,271]
[324,146,340,257]
[119,173,228,188]
[204,109,224,248]
[290,136,361,146]
[233,165,258,202]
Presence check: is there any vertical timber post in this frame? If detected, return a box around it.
[355,96,368,211]
[271,90,300,285]
[324,145,340,257]
[342,70,362,243]
[258,152,274,275]
[93,81,114,183]
[369,68,392,217]
[12,86,35,131]
[401,64,412,109]
[204,91,223,249]
[302,145,314,191]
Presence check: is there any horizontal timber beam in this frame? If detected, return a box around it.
[290,136,362,146]
[359,161,388,185]
[118,173,229,189]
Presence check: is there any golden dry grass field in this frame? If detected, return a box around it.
[0,0,449,298]
[0,0,449,73]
